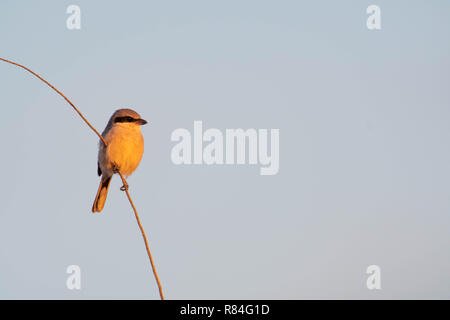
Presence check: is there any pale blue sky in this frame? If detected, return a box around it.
[0,1,449,299]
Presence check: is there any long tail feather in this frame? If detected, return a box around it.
[92,176,112,213]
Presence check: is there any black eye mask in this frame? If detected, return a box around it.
[114,116,137,123]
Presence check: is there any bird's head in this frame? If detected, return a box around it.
[110,108,148,128]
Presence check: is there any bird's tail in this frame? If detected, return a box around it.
[92,175,112,213]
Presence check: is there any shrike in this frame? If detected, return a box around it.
[92,108,147,213]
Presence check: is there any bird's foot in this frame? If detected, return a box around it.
[111,163,128,191]
[120,181,129,191]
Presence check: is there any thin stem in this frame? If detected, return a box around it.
[0,57,107,147]
[118,172,165,300]
[1,57,164,300]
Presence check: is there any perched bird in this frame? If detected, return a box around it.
[92,108,147,213]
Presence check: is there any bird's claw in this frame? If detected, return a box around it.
[111,163,128,191]
[120,181,129,191]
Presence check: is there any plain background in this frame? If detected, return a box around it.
[0,1,449,299]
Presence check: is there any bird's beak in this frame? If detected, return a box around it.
[137,119,148,125]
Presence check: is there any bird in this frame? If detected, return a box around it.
[92,108,147,213]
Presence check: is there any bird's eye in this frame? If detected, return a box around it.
[126,117,135,122]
